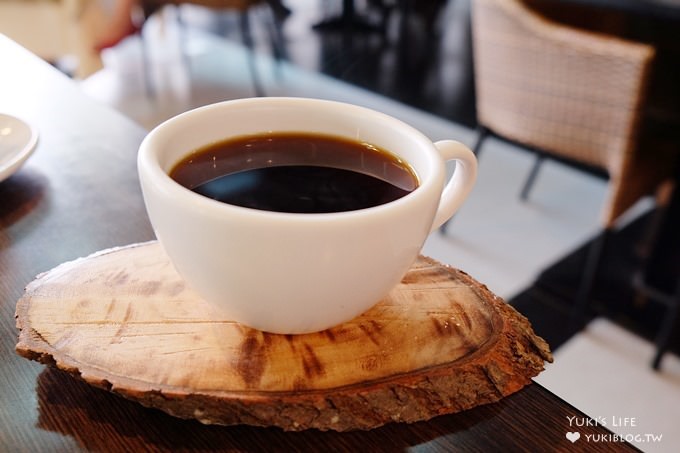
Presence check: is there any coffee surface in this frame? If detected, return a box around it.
[170,132,418,213]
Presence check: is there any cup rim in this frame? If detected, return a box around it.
[138,97,444,221]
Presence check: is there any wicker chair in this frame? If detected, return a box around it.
[137,0,285,96]
[445,0,678,332]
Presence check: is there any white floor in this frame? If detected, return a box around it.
[536,319,680,452]
[79,10,680,452]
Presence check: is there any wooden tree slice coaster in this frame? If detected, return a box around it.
[15,241,552,431]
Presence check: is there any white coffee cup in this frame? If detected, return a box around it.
[138,97,477,334]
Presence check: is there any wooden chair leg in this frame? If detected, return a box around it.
[138,1,158,99]
[263,4,287,83]
[471,126,489,157]
[439,127,488,235]
[176,6,191,70]
[140,30,155,99]
[239,10,265,97]
[568,229,610,333]
[651,282,680,370]
[520,154,545,201]
[267,6,287,64]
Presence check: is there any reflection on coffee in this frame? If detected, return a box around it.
[170,132,419,213]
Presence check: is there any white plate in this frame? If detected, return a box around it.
[0,113,39,183]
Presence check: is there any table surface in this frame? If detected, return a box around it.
[0,34,636,452]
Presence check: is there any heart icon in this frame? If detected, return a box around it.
[566,432,581,443]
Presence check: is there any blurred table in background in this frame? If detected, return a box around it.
[0,0,107,77]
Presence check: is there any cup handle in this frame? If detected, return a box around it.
[430,140,478,233]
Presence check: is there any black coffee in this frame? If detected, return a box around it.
[170,132,418,214]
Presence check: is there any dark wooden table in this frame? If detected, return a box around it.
[0,34,636,452]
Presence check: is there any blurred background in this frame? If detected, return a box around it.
[2,0,679,450]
